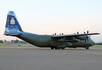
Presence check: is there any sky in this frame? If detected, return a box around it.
[0,0,102,42]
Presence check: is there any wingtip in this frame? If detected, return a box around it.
[95,33,100,35]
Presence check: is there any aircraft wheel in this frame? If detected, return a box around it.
[74,47,76,49]
[61,47,65,50]
[55,47,60,49]
[86,47,89,50]
[51,47,54,49]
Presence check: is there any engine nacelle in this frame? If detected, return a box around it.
[66,42,72,46]
[75,36,87,40]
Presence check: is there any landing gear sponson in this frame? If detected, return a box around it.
[51,47,65,50]
[51,47,89,50]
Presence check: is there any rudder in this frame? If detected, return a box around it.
[4,11,23,35]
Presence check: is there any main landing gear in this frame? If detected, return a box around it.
[51,47,90,50]
[86,47,89,50]
[50,47,65,50]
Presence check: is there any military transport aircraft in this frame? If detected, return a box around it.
[4,11,100,50]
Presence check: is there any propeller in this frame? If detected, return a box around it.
[87,30,89,34]
[77,32,79,34]
[74,31,79,34]
[87,30,91,37]
[74,31,90,42]
[84,32,86,34]
[55,33,56,35]
[85,30,90,42]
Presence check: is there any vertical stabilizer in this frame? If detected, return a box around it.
[4,11,23,35]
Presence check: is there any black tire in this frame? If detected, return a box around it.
[55,47,60,49]
[74,47,76,49]
[61,47,65,50]
[51,47,54,49]
[86,47,89,50]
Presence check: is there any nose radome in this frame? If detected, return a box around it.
[92,41,95,45]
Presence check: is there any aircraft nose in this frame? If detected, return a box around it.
[92,41,95,45]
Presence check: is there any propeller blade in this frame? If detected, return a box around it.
[55,33,56,35]
[77,32,79,34]
[87,30,89,34]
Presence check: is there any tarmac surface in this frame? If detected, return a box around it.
[0,46,102,70]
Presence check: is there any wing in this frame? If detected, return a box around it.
[52,33,100,38]
[52,33,100,42]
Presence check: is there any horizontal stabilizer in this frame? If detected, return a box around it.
[10,33,22,36]
[5,32,22,36]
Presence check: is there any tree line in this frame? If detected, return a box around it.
[0,40,26,43]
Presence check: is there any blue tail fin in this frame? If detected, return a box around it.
[4,11,23,36]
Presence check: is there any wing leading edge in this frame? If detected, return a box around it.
[52,33,100,38]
